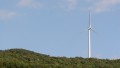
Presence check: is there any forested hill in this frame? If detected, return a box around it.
[0,49,120,68]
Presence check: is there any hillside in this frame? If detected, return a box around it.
[0,49,120,68]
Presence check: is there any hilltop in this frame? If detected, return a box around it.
[0,48,120,68]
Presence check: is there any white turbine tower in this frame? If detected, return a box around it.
[88,11,92,58]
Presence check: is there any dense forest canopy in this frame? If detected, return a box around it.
[0,48,120,68]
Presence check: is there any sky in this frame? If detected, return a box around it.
[0,0,120,59]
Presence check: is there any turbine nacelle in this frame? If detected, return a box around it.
[88,24,92,29]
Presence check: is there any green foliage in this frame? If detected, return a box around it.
[0,48,120,68]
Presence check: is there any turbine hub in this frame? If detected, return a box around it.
[88,27,92,30]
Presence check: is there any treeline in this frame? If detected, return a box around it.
[0,48,120,68]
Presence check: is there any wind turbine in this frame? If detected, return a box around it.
[88,10,92,58]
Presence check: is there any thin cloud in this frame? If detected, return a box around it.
[91,0,120,13]
[18,0,43,8]
[59,0,77,10]
[67,0,77,10]
[0,10,18,20]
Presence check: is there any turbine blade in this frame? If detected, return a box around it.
[91,28,97,35]
[89,10,91,28]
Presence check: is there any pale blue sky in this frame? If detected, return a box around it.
[0,0,120,59]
